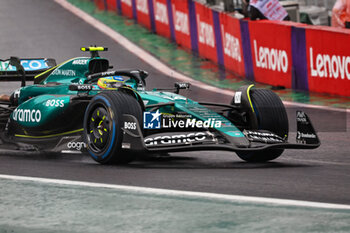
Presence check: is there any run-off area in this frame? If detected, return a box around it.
[0,177,350,233]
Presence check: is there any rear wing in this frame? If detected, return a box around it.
[0,58,56,81]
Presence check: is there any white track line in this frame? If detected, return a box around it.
[55,0,349,113]
[1,174,350,210]
[280,156,350,166]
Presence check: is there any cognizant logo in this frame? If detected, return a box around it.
[12,109,41,123]
[67,141,87,151]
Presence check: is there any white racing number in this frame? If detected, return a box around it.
[234,91,242,104]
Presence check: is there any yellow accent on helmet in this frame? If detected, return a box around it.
[97,77,124,90]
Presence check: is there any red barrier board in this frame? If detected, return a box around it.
[121,0,133,19]
[195,2,217,63]
[219,13,245,77]
[306,27,350,96]
[153,0,171,38]
[106,0,117,11]
[95,0,105,10]
[136,0,151,29]
[171,0,191,50]
[249,21,292,88]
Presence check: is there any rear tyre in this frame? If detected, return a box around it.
[83,91,142,164]
[236,89,288,162]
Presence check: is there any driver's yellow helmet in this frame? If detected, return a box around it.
[97,76,124,90]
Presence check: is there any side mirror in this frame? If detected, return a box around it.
[174,82,190,94]
[139,70,148,80]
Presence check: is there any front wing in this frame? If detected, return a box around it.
[121,111,320,153]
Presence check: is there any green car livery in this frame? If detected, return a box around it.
[0,47,320,164]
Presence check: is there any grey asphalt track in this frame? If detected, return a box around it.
[0,0,349,205]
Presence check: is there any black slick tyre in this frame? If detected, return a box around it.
[236,89,289,162]
[83,91,142,164]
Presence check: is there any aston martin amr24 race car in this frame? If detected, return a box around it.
[0,47,320,164]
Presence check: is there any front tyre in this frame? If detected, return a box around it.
[236,89,289,162]
[83,92,142,164]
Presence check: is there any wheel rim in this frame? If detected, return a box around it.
[87,106,111,153]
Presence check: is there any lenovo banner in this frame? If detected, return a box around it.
[153,0,172,38]
[95,0,106,10]
[120,0,134,19]
[219,13,245,77]
[195,2,218,63]
[171,0,191,50]
[106,0,117,11]
[249,21,292,88]
[135,0,152,29]
[305,27,350,96]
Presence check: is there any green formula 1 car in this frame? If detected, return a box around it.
[0,47,320,164]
